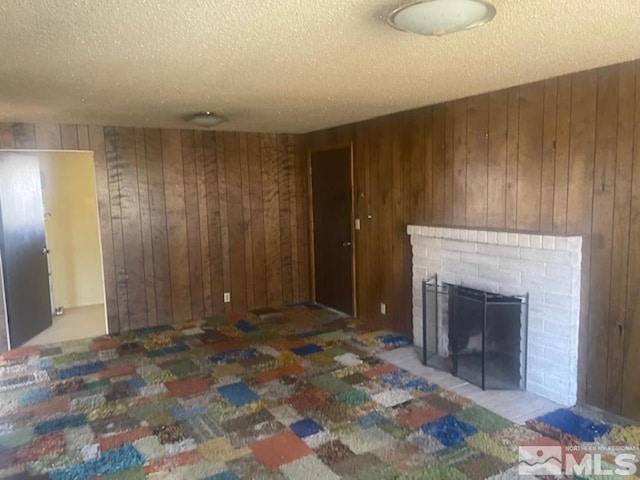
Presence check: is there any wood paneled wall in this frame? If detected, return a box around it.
[303,60,640,420]
[0,123,310,343]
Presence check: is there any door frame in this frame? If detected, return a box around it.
[307,142,357,316]
[0,149,109,349]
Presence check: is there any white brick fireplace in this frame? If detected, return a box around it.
[408,225,582,406]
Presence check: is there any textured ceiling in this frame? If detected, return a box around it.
[1,0,639,134]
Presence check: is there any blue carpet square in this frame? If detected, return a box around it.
[377,334,412,348]
[34,414,88,435]
[535,409,611,442]
[290,344,323,356]
[218,382,258,407]
[50,443,145,480]
[58,361,106,379]
[290,418,323,438]
[421,415,477,447]
[380,370,437,394]
[235,320,257,333]
[356,411,387,429]
[403,377,438,394]
[127,377,146,389]
[18,387,51,407]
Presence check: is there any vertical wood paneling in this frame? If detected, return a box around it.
[247,133,267,308]
[567,70,598,403]
[622,61,640,420]
[35,124,61,149]
[452,99,467,225]
[517,82,544,231]
[487,90,508,229]
[607,62,635,412]
[505,87,520,230]
[444,103,454,225]
[77,125,90,150]
[355,122,370,319]
[203,131,224,313]
[261,134,283,307]
[162,129,192,322]
[553,77,572,234]
[368,119,382,322]
[239,134,255,309]
[113,127,147,330]
[540,79,558,233]
[60,125,79,150]
[216,133,232,313]
[14,124,36,149]
[0,124,15,148]
[134,128,158,326]
[194,131,213,317]
[181,130,205,320]
[432,104,446,225]
[587,66,619,407]
[287,136,300,302]
[391,115,407,330]
[144,128,172,324]
[88,126,119,331]
[466,95,488,228]
[420,109,432,223]
[277,135,294,305]
[104,127,127,332]
[294,135,310,302]
[378,116,394,315]
[224,132,247,312]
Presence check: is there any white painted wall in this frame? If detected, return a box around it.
[39,152,105,309]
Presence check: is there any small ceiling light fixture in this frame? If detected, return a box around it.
[189,111,227,128]
[388,0,496,37]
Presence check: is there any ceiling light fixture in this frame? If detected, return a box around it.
[387,0,496,37]
[189,111,227,128]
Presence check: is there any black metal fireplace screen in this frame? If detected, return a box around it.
[422,275,529,390]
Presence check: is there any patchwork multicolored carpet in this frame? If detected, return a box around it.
[0,304,638,479]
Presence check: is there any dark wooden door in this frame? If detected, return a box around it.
[310,146,354,315]
[0,152,52,347]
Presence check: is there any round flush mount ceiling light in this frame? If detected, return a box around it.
[189,111,227,128]
[388,0,496,37]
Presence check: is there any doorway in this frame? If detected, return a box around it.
[309,145,355,315]
[0,150,107,347]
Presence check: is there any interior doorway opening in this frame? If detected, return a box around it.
[0,150,107,348]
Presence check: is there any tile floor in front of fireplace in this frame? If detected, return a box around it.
[379,346,560,424]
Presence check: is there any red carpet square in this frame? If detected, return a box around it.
[250,431,313,470]
[165,376,209,398]
[399,405,446,429]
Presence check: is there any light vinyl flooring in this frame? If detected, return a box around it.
[23,304,106,347]
[378,346,560,424]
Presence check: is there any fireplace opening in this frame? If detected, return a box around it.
[422,275,528,390]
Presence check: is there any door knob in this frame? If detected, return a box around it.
[42,247,50,255]
[342,241,352,247]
